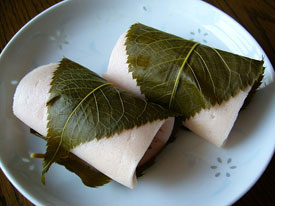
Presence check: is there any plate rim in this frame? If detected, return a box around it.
[0,2,70,205]
[0,0,274,205]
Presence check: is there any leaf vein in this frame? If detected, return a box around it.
[169,42,200,108]
[43,82,112,172]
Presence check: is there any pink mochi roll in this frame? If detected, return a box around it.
[13,63,174,189]
[105,32,251,147]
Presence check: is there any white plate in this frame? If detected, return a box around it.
[0,0,274,205]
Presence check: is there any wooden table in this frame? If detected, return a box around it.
[0,0,274,205]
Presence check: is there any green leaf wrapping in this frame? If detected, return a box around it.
[56,151,111,187]
[30,129,111,187]
[125,23,265,117]
[42,58,173,184]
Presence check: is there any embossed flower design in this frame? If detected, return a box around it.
[210,157,237,177]
[10,80,18,85]
[183,152,199,167]
[9,154,36,179]
[189,28,208,43]
[49,30,69,49]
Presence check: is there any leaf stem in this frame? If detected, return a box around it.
[31,153,46,159]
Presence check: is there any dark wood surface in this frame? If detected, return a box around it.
[0,0,274,205]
